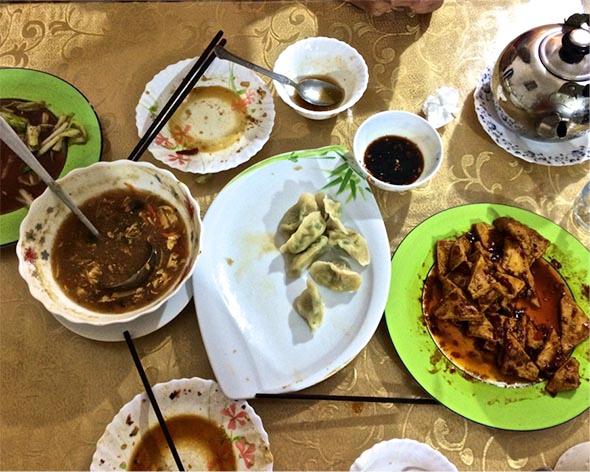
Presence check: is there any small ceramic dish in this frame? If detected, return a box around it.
[353,110,443,192]
[91,377,273,471]
[350,438,457,472]
[16,160,201,328]
[273,37,368,120]
[136,57,275,174]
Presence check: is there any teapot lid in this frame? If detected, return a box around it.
[539,14,590,82]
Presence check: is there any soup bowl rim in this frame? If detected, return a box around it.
[16,160,202,327]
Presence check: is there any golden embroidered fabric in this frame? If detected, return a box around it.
[0,0,588,469]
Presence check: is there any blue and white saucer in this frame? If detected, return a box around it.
[474,67,589,166]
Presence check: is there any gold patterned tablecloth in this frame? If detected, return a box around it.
[1,1,589,470]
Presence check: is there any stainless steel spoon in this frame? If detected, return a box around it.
[101,244,159,292]
[0,116,100,238]
[0,116,157,291]
[214,45,344,108]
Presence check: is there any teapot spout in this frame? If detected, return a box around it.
[537,114,570,140]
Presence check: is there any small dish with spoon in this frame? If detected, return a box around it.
[273,37,369,120]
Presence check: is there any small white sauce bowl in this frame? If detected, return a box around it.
[353,111,444,192]
[16,160,201,328]
[273,37,369,120]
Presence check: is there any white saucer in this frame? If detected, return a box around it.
[555,442,590,471]
[474,66,589,166]
[350,438,457,472]
[53,279,192,342]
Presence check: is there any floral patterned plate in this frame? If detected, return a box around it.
[135,57,275,174]
[473,66,589,166]
[193,145,391,399]
[90,377,273,471]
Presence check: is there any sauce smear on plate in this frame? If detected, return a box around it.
[129,414,236,471]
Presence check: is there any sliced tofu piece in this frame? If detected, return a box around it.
[499,332,540,382]
[473,222,495,248]
[502,315,527,348]
[560,294,590,353]
[433,289,482,323]
[436,240,454,277]
[535,328,561,372]
[448,236,471,272]
[494,271,526,300]
[500,238,528,276]
[494,216,549,262]
[467,255,495,299]
[466,316,496,342]
[447,265,472,290]
[545,358,580,396]
[439,276,461,298]
[524,316,545,352]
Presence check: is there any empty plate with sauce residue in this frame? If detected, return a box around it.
[136,57,275,174]
[90,377,273,471]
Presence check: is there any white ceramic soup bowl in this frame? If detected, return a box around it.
[16,160,201,327]
[273,37,369,120]
[353,110,443,192]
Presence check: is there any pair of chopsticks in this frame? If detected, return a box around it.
[127,30,225,162]
[123,31,226,471]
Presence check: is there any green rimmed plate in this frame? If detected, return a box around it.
[385,203,589,431]
[0,68,102,246]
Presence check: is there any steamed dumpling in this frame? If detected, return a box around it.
[328,229,370,266]
[315,193,346,232]
[288,235,328,278]
[279,193,318,234]
[280,211,326,254]
[309,260,362,292]
[294,279,324,331]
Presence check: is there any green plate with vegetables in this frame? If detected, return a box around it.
[386,203,589,431]
[0,68,102,246]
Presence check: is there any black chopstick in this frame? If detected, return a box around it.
[127,31,225,162]
[255,392,439,405]
[123,330,185,471]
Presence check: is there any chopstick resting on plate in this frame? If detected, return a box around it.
[128,30,225,162]
[255,392,439,405]
[124,330,185,471]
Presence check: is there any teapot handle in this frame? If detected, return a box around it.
[564,13,589,28]
[560,14,590,64]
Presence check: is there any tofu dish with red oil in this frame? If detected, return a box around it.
[423,217,589,395]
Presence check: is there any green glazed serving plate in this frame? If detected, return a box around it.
[386,203,589,431]
[0,68,102,246]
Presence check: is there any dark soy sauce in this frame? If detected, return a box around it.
[363,135,424,185]
[291,75,345,112]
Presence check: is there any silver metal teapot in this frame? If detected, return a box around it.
[492,13,589,141]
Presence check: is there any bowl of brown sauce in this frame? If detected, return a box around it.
[353,111,443,192]
[16,160,201,327]
[273,37,368,120]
